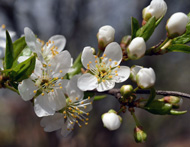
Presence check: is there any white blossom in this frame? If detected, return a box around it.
[18,51,72,117]
[102,109,122,131]
[127,37,146,60]
[77,42,130,92]
[136,68,156,89]
[40,75,93,137]
[0,24,16,59]
[143,0,167,21]
[97,25,115,48]
[166,12,189,37]
[24,27,66,63]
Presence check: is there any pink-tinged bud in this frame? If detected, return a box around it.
[143,0,167,21]
[127,37,146,60]
[97,25,115,51]
[101,109,122,131]
[166,12,189,38]
[136,68,156,89]
[134,126,147,143]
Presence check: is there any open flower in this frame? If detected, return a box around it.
[77,42,130,92]
[40,75,93,137]
[24,27,66,63]
[0,24,16,59]
[18,51,72,117]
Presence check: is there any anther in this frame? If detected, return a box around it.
[33,90,37,93]
[41,93,45,96]
[76,97,79,100]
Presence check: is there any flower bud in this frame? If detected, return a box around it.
[120,85,133,98]
[134,126,147,143]
[127,37,146,60]
[97,25,115,51]
[101,109,122,131]
[166,12,189,38]
[163,96,182,109]
[136,68,156,89]
[142,0,167,21]
[130,65,143,82]
[120,35,131,49]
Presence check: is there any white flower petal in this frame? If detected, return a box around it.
[81,47,96,70]
[0,46,5,58]
[24,27,39,52]
[97,80,115,92]
[77,73,98,91]
[18,79,36,101]
[17,56,30,63]
[40,113,64,132]
[112,66,130,83]
[0,59,3,69]
[48,89,66,111]
[102,42,122,67]
[30,59,43,79]
[78,97,94,112]
[66,75,84,102]
[61,118,75,137]
[49,50,71,78]
[47,35,66,53]
[130,65,143,82]
[34,93,55,117]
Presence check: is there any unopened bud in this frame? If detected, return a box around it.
[134,126,147,143]
[102,109,122,131]
[142,0,167,22]
[166,12,189,38]
[163,96,182,109]
[120,85,133,98]
[136,68,156,89]
[127,37,146,60]
[120,35,131,49]
[97,25,115,51]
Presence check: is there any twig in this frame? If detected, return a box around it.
[94,89,190,99]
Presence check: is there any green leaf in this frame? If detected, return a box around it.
[131,17,140,39]
[144,100,172,115]
[13,36,27,61]
[4,30,14,69]
[155,16,163,27]
[167,44,190,53]
[169,110,187,115]
[136,17,156,41]
[68,53,83,79]
[145,88,156,107]
[10,56,36,82]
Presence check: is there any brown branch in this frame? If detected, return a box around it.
[94,89,190,99]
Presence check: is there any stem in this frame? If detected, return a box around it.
[133,87,139,92]
[131,111,141,127]
[4,83,19,94]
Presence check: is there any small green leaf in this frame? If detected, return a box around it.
[155,16,164,27]
[68,53,83,79]
[136,17,156,41]
[145,88,156,107]
[131,17,140,39]
[167,44,190,53]
[11,56,36,82]
[13,36,27,61]
[169,109,187,115]
[144,100,172,115]
[4,30,14,69]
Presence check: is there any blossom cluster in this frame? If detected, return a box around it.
[0,0,189,142]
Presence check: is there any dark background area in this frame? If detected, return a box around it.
[0,0,190,146]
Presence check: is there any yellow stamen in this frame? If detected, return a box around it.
[48,64,51,67]
[95,60,98,63]
[109,59,112,62]
[60,86,62,89]
[63,111,66,114]
[85,122,88,125]
[1,24,6,29]
[115,62,118,65]
[88,96,90,100]
[118,65,120,68]
[76,97,79,100]
[94,55,98,59]
[103,54,106,57]
[89,61,92,64]
[33,90,37,93]
[59,70,62,73]
[41,93,44,96]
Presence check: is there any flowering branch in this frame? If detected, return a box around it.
[94,89,190,100]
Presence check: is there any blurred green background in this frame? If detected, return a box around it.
[1,0,190,146]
